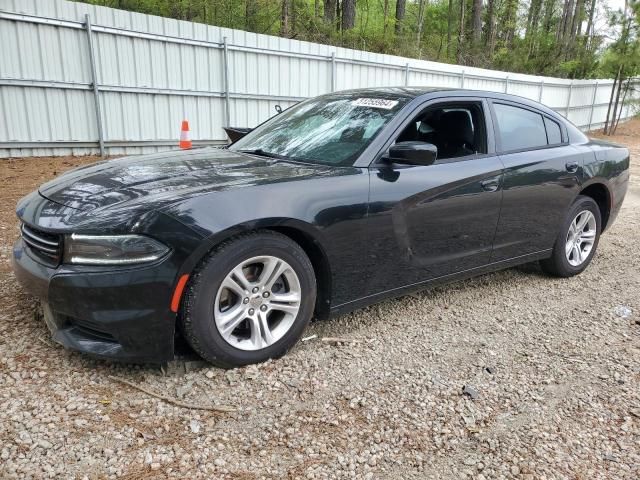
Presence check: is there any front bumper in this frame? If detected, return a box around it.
[12,238,178,363]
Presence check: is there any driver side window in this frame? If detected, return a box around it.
[396,102,488,161]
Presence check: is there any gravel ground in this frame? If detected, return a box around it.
[1,120,639,479]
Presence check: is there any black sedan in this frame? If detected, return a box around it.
[13,88,630,367]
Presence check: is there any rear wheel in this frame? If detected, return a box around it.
[181,231,316,368]
[540,195,601,277]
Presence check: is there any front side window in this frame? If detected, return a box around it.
[493,103,547,152]
[230,94,408,166]
[395,102,487,161]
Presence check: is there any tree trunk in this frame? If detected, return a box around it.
[500,0,517,49]
[417,0,428,47]
[566,0,583,57]
[457,0,465,63]
[607,2,633,131]
[437,34,444,59]
[383,0,390,39]
[525,0,542,39]
[525,0,534,37]
[245,0,257,31]
[360,0,370,37]
[608,68,625,135]
[471,0,482,45]
[447,0,454,57]
[562,0,575,44]
[526,0,542,58]
[585,0,596,49]
[323,0,336,23]
[542,0,555,34]
[485,0,496,55]
[612,77,631,134]
[342,0,356,30]
[395,0,406,35]
[291,0,297,35]
[556,0,569,43]
[603,66,622,135]
[575,0,585,36]
[570,0,583,37]
[315,0,320,18]
[280,0,290,36]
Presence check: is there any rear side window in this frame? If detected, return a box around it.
[544,117,562,145]
[493,103,548,152]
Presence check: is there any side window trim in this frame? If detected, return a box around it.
[370,96,495,167]
[488,99,569,155]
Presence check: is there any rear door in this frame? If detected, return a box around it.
[488,101,583,262]
[364,97,504,296]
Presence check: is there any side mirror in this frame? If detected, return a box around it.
[386,141,437,166]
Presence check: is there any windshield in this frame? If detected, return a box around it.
[229,94,408,166]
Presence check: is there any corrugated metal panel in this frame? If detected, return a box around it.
[0,0,637,158]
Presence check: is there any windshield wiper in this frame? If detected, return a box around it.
[237,149,322,166]
[238,149,282,159]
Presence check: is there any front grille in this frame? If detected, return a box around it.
[21,223,63,267]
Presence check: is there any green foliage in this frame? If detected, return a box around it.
[74,0,638,80]
[597,2,640,79]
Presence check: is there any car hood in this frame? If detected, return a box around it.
[38,148,335,212]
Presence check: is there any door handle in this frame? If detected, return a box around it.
[481,179,499,192]
[565,162,579,173]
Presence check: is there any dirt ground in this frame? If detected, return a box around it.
[0,120,639,479]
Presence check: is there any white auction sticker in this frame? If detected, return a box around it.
[352,98,399,110]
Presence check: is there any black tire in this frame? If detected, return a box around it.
[540,195,601,277]
[180,231,316,368]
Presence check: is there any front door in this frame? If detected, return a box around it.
[364,99,504,297]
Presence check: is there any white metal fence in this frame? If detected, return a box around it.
[0,0,637,158]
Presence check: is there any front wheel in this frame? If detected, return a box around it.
[540,195,601,277]
[180,231,316,368]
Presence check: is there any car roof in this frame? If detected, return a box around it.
[325,87,559,118]
[323,86,453,99]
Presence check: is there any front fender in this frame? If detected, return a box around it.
[161,172,371,307]
[175,216,332,274]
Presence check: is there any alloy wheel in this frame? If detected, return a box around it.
[214,255,302,351]
[565,210,597,267]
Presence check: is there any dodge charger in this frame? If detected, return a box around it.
[12,88,630,367]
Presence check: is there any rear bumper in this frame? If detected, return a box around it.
[12,238,177,364]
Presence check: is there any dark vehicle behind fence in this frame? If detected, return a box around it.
[13,88,630,367]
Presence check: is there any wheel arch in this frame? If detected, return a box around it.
[180,218,333,320]
[266,225,332,320]
[578,181,611,231]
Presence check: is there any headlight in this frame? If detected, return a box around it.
[63,234,170,265]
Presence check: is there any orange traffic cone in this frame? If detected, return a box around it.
[179,120,192,149]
